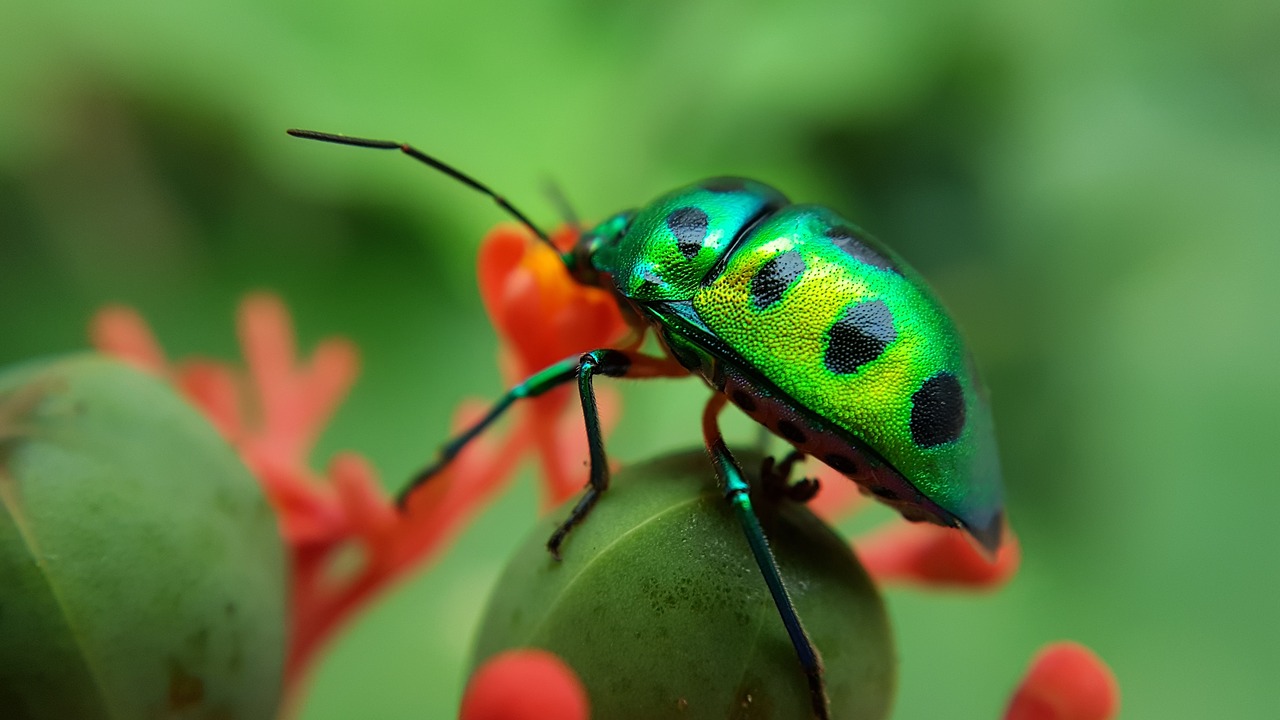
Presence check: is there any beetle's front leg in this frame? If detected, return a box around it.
[397,355,582,508]
[545,349,688,559]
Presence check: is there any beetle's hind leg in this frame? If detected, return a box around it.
[760,450,822,503]
[702,395,830,720]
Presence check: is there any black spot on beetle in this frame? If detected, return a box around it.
[825,225,897,273]
[776,420,808,444]
[910,372,966,447]
[750,250,806,309]
[824,300,897,374]
[667,207,709,259]
[824,454,858,474]
[900,508,932,523]
[870,486,899,500]
[702,177,748,193]
[730,390,757,412]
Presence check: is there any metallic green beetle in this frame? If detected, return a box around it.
[575,179,1005,551]
[288,129,1006,719]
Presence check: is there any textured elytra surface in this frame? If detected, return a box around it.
[0,356,286,720]
[472,451,895,720]
[687,203,1000,526]
[589,178,1003,546]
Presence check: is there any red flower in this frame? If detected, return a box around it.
[91,224,1117,719]
[804,463,1020,589]
[473,225,629,507]
[460,650,590,720]
[90,224,628,702]
[1005,642,1120,720]
[458,641,1118,720]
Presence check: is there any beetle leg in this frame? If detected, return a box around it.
[760,450,821,503]
[544,349,688,558]
[401,349,686,515]
[544,349,627,559]
[702,394,830,720]
[396,354,582,508]
[762,449,804,489]
[763,450,822,503]
[785,475,822,503]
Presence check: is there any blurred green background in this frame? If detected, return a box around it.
[2,0,1276,717]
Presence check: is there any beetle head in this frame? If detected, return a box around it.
[565,209,636,288]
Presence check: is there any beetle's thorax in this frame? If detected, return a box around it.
[564,210,633,289]
[575,178,789,302]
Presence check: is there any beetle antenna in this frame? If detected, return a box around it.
[287,128,554,248]
[542,177,581,232]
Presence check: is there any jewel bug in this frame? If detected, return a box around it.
[288,128,1006,719]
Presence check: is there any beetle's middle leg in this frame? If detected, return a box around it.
[702,393,830,720]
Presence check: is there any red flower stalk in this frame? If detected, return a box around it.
[91,224,1116,718]
[88,226,626,698]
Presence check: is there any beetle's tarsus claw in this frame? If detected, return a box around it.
[788,477,821,503]
[760,452,819,503]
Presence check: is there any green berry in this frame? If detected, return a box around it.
[472,450,895,719]
[0,356,286,720]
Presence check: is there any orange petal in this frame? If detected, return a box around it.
[1005,642,1120,720]
[856,522,1020,589]
[174,360,244,441]
[460,650,590,720]
[329,453,396,550]
[477,226,537,329]
[477,225,627,377]
[295,338,360,450]
[400,466,455,521]
[253,460,343,544]
[400,398,506,519]
[238,293,303,449]
[392,401,534,569]
[549,291,625,358]
[89,305,168,373]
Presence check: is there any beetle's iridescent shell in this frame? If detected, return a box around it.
[599,179,1004,551]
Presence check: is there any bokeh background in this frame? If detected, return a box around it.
[2,1,1277,717]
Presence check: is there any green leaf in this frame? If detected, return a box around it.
[473,450,895,719]
[0,355,286,720]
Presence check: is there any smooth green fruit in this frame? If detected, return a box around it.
[472,450,895,719]
[0,356,287,720]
